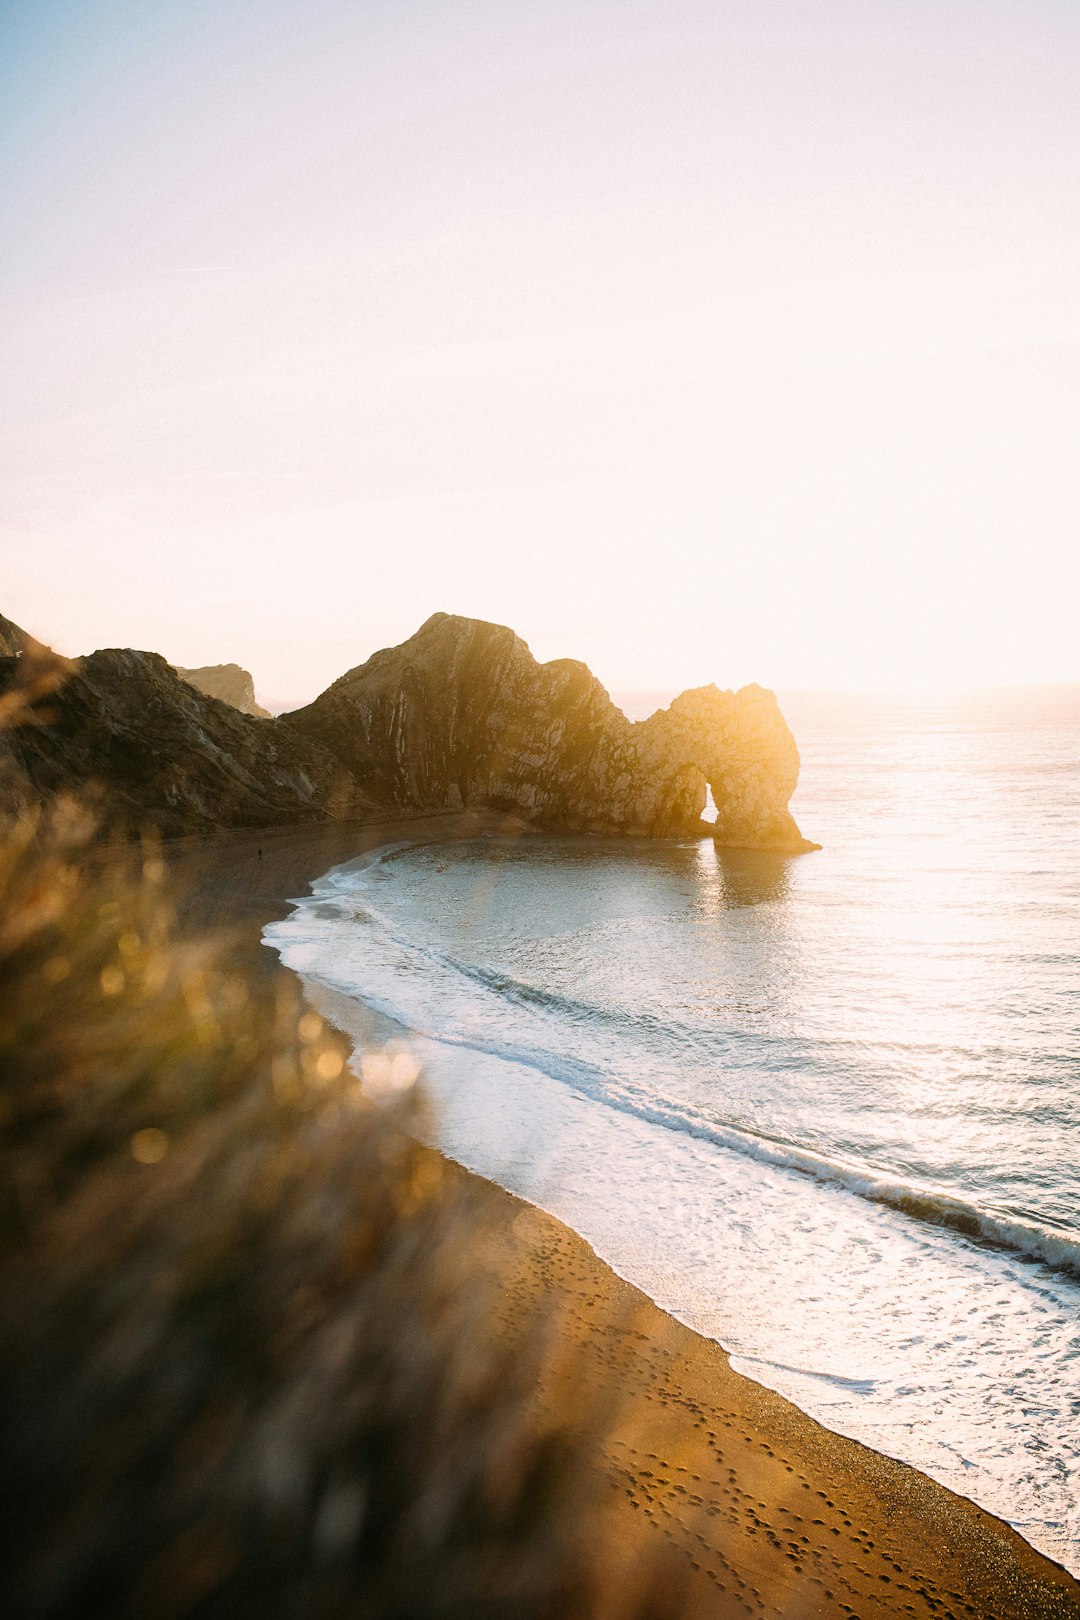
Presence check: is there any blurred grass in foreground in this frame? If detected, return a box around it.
[0,662,683,1620]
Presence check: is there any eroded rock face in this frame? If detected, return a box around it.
[0,645,374,836]
[288,614,814,850]
[0,612,47,659]
[174,663,271,719]
[0,614,67,821]
[1,609,813,848]
[634,685,808,849]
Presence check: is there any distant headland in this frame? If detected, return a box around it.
[0,610,816,851]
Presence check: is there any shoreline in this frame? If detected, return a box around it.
[168,815,1080,1618]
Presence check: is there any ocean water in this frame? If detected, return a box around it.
[264,686,1080,1576]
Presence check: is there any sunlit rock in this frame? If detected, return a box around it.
[289,614,815,851]
[174,662,271,718]
[1,608,814,849]
[635,684,813,849]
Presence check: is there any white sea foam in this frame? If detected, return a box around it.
[264,690,1080,1574]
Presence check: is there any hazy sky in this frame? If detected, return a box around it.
[2,0,1077,706]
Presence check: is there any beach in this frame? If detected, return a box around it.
[169,816,1080,1619]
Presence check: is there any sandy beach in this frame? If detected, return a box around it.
[168,816,1080,1619]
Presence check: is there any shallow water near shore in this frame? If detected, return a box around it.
[265,686,1080,1576]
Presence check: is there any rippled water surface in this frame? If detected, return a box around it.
[266,686,1080,1574]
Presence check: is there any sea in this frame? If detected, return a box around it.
[264,685,1080,1576]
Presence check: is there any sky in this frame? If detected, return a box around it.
[2,0,1078,708]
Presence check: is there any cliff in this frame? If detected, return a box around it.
[0,635,374,836]
[287,614,813,849]
[174,662,272,718]
[1,611,814,850]
[0,611,48,659]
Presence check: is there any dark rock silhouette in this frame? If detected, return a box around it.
[174,661,272,718]
[0,640,373,835]
[0,611,47,659]
[0,611,814,849]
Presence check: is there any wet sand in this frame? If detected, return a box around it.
[169,816,1080,1619]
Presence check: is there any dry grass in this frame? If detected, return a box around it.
[0,768,685,1619]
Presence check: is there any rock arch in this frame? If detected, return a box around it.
[625,684,813,849]
[289,614,817,852]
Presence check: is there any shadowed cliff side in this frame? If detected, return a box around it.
[286,613,814,850]
[0,610,814,849]
[0,632,374,835]
[0,614,33,659]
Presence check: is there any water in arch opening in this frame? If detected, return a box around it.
[702,782,719,824]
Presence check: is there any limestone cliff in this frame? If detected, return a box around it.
[0,611,47,659]
[174,662,271,718]
[0,642,374,836]
[0,614,67,821]
[286,614,814,849]
[1,610,813,849]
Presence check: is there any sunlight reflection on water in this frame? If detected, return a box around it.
[267,687,1080,1573]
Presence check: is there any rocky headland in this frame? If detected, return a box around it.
[173,661,272,718]
[288,612,813,848]
[0,610,815,849]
